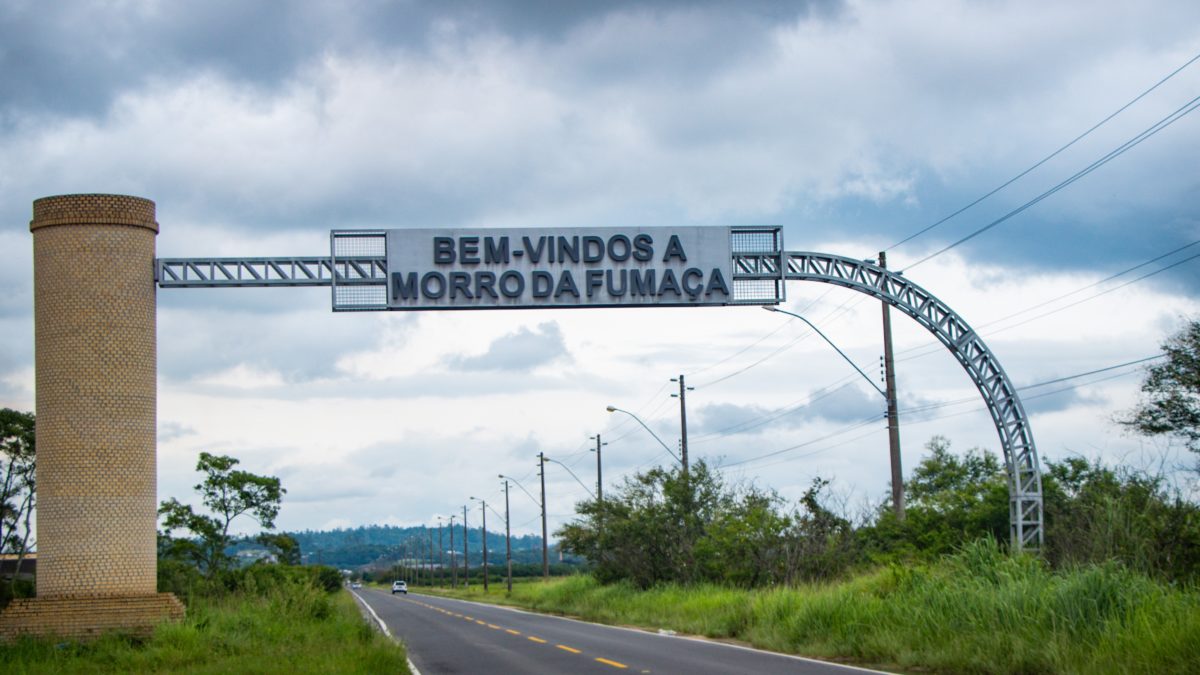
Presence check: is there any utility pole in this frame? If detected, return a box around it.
[480,499,489,592]
[462,504,470,589]
[449,514,457,588]
[502,479,512,593]
[428,526,434,587]
[590,434,605,504]
[538,452,549,579]
[437,518,445,588]
[671,374,693,474]
[879,251,905,520]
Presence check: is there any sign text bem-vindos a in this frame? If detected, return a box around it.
[386,226,733,310]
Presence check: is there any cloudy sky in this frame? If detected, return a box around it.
[2,1,1198,538]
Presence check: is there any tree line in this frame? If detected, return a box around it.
[559,320,1200,588]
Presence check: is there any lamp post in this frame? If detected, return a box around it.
[763,305,902,517]
[605,406,682,465]
[470,497,489,592]
[448,514,457,588]
[499,472,544,580]
[462,504,469,589]
[538,453,549,579]
[499,478,512,593]
[436,516,445,588]
[543,456,595,499]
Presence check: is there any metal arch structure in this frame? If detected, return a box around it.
[155,240,1044,550]
[736,250,1043,550]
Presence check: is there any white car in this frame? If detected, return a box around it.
[350,582,362,589]
[391,580,408,594]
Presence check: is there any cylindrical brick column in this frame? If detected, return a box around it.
[30,194,159,598]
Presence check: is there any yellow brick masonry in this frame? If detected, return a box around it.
[0,195,184,642]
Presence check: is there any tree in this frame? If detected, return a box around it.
[1123,319,1200,453]
[158,452,286,576]
[862,436,1009,557]
[0,408,36,595]
[257,532,302,565]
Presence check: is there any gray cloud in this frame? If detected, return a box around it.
[447,321,571,372]
[694,383,884,438]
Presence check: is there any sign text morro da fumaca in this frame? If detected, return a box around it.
[385,226,733,310]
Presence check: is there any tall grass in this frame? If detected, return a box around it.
[1,574,409,674]
[423,540,1200,674]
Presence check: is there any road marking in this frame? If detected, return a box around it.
[475,620,487,625]
[595,657,629,669]
[556,645,582,654]
[528,636,547,644]
[464,616,474,620]
[506,629,521,635]
[487,624,501,629]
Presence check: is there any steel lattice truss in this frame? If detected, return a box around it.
[737,250,1044,550]
[157,246,1044,550]
[156,257,386,287]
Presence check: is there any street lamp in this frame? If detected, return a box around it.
[764,304,905,519]
[605,406,682,464]
[499,478,513,593]
[762,306,885,398]
[470,496,489,592]
[500,471,548,579]
[543,456,595,499]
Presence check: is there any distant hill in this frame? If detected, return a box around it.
[284,523,562,569]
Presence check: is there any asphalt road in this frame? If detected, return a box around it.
[353,587,890,675]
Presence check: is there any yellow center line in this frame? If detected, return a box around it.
[528,636,547,644]
[487,624,501,629]
[475,620,487,625]
[464,616,474,620]
[556,645,582,654]
[596,657,629,669]
[505,629,521,635]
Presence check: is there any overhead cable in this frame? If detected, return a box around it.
[887,50,1200,252]
[903,93,1200,271]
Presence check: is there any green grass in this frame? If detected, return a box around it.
[0,586,410,674]
[417,541,1200,674]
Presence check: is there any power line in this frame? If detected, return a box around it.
[898,354,1163,417]
[984,252,1200,336]
[893,240,1200,364]
[714,413,886,469]
[718,354,1157,473]
[903,93,1200,271]
[693,289,868,389]
[689,376,860,443]
[886,50,1200,252]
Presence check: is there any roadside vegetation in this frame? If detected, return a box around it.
[424,539,1198,674]
[2,565,409,674]
[2,452,408,673]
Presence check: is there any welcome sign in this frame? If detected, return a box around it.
[384,226,734,310]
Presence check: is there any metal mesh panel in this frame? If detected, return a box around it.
[730,228,780,254]
[729,226,783,304]
[333,231,387,257]
[332,230,388,311]
[731,279,781,304]
[333,285,388,311]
